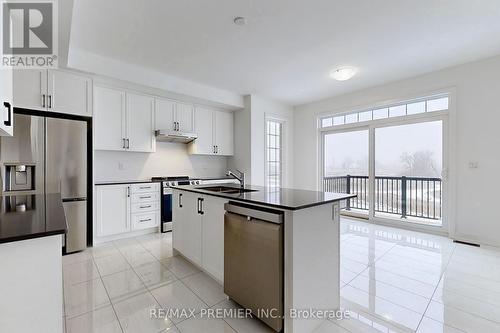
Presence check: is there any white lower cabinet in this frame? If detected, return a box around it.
[96,184,130,237]
[172,189,226,282]
[96,183,160,239]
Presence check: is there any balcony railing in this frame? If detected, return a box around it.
[324,175,442,220]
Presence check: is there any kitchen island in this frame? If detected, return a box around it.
[0,194,67,333]
[171,184,355,333]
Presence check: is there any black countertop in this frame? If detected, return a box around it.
[171,184,356,210]
[95,180,159,186]
[0,193,67,244]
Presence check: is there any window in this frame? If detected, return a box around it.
[320,95,449,128]
[266,119,283,188]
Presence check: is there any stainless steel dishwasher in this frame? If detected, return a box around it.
[224,202,283,332]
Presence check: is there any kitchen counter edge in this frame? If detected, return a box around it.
[171,184,356,211]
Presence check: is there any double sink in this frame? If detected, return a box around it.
[199,186,257,194]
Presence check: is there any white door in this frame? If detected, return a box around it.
[190,107,214,155]
[94,85,126,151]
[176,102,194,133]
[96,185,130,236]
[180,191,203,266]
[214,110,234,155]
[126,93,155,152]
[201,195,227,282]
[13,69,47,110]
[48,70,91,116]
[0,67,13,136]
[155,98,175,131]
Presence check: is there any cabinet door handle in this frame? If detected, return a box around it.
[140,218,152,223]
[139,186,151,189]
[127,187,130,197]
[122,138,126,149]
[216,145,218,154]
[197,197,201,214]
[42,94,46,108]
[139,195,151,199]
[200,198,204,215]
[3,102,12,126]
[179,193,183,208]
[140,205,152,209]
[126,138,130,149]
[48,95,52,109]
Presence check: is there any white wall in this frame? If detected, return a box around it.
[229,95,294,187]
[250,95,294,187]
[228,96,252,181]
[294,55,500,246]
[94,142,228,182]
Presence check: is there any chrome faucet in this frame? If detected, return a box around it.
[226,169,245,189]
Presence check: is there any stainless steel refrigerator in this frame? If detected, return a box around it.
[0,113,88,253]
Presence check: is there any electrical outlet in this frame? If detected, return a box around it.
[468,162,478,169]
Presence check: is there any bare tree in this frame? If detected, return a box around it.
[400,150,439,177]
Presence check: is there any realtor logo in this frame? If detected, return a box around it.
[1,1,58,68]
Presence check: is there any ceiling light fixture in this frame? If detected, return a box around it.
[233,17,247,26]
[330,67,357,81]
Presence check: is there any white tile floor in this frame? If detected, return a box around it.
[61,218,500,333]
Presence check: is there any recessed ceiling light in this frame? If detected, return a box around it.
[233,17,247,26]
[330,67,357,81]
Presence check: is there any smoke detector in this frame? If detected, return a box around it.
[233,17,247,26]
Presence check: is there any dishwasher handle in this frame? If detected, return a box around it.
[224,202,283,224]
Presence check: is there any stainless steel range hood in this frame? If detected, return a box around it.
[155,130,197,143]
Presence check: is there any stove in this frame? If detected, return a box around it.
[152,176,201,233]
[151,176,201,188]
[152,176,238,233]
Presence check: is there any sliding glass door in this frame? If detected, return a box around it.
[374,120,443,226]
[323,128,369,215]
[322,116,447,231]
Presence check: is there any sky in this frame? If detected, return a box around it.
[324,120,443,177]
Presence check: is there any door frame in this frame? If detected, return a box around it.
[319,108,455,236]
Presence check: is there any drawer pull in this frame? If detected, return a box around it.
[140,205,152,209]
[139,196,151,199]
[139,186,151,189]
[139,218,152,222]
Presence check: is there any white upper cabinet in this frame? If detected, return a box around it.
[94,86,155,153]
[214,110,234,156]
[154,98,194,133]
[13,69,91,116]
[94,85,126,151]
[126,93,155,152]
[0,67,13,136]
[176,102,194,133]
[154,98,175,131]
[190,106,214,155]
[13,69,46,110]
[189,107,234,156]
[48,70,92,116]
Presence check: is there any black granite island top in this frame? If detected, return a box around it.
[171,183,356,210]
[0,194,67,244]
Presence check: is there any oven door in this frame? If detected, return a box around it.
[161,187,173,232]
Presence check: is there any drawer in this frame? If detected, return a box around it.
[131,201,159,213]
[131,192,160,203]
[131,211,159,230]
[130,183,160,194]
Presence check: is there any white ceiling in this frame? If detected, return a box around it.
[69,0,500,106]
